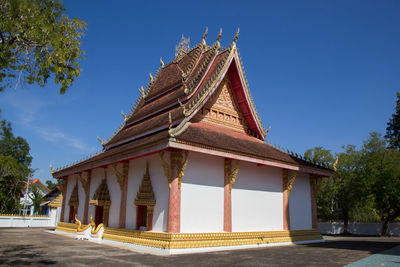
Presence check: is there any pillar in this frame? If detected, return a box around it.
[118,162,129,228]
[60,177,69,223]
[223,159,232,232]
[282,169,290,230]
[83,170,91,224]
[168,150,182,233]
[310,175,318,229]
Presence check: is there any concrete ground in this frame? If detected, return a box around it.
[0,228,399,266]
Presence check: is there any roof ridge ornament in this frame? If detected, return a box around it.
[174,34,191,62]
[121,111,127,121]
[168,112,174,137]
[149,73,154,83]
[160,57,164,68]
[202,27,208,46]
[233,28,239,44]
[216,28,222,48]
[97,136,105,146]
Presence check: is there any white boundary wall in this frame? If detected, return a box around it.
[319,222,400,236]
[181,152,224,233]
[232,163,283,232]
[0,215,52,227]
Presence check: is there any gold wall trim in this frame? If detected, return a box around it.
[103,228,322,250]
[55,223,322,250]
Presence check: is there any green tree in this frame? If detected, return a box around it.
[360,132,400,235]
[385,92,400,149]
[0,114,32,213]
[334,145,365,234]
[0,0,87,94]
[45,180,56,190]
[305,146,367,234]
[304,147,336,221]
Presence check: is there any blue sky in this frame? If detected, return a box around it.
[1,0,399,182]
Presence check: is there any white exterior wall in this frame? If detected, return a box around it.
[181,152,224,233]
[63,174,76,222]
[106,166,121,228]
[232,163,283,232]
[125,154,169,232]
[87,168,104,222]
[289,172,312,230]
[77,173,86,220]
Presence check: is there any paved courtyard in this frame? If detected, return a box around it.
[0,228,399,266]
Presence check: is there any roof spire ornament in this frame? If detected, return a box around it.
[202,27,208,46]
[121,111,127,121]
[233,28,240,44]
[216,28,222,48]
[140,86,145,98]
[149,73,154,83]
[168,112,175,137]
[160,57,164,68]
[177,65,187,79]
[175,34,191,61]
[50,164,54,174]
[97,136,105,146]
[178,98,187,115]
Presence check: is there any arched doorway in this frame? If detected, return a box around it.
[89,177,111,226]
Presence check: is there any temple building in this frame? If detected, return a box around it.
[52,29,333,254]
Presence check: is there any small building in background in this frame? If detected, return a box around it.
[40,186,63,226]
[19,179,50,215]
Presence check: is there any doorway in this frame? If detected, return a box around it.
[95,205,104,226]
[136,205,148,230]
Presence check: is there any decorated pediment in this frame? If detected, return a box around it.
[135,162,156,207]
[68,183,79,206]
[90,177,111,206]
[195,76,248,133]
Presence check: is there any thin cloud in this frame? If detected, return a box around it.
[32,126,96,153]
[2,90,95,153]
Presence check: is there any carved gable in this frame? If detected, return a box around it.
[195,76,248,133]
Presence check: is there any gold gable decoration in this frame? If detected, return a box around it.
[90,178,111,206]
[197,76,248,133]
[48,194,63,208]
[68,183,79,206]
[135,162,156,207]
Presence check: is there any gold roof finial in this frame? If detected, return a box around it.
[177,65,187,79]
[202,27,208,46]
[50,164,54,174]
[333,157,339,171]
[233,28,240,43]
[121,111,127,121]
[140,86,145,98]
[265,126,271,136]
[149,72,154,83]
[168,112,174,137]
[97,136,105,146]
[160,57,164,68]
[217,28,222,42]
[178,98,187,114]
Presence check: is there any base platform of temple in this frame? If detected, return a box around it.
[55,222,323,255]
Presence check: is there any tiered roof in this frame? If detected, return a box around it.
[52,30,333,178]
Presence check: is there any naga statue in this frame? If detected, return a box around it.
[90,216,104,239]
[75,215,92,240]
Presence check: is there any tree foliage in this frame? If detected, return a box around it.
[385,92,400,150]
[359,132,400,235]
[45,179,57,190]
[0,0,87,93]
[308,131,400,236]
[0,113,32,213]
